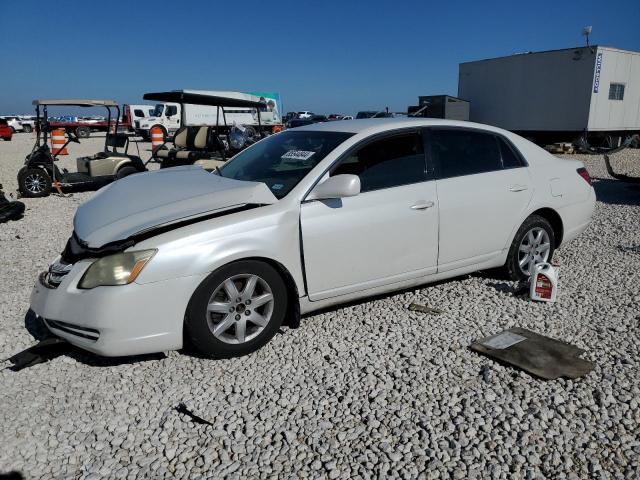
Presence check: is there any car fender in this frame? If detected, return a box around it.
[115,156,145,173]
[132,205,306,296]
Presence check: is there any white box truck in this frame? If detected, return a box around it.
[135,91,282,140]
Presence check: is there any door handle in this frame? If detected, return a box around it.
[411,201,435,210]
[508,184,528,192]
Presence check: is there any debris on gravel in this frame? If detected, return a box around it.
[1,134,639,479]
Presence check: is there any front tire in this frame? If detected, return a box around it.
[185,260,288,358]
[18,167,52,198]
[23,125,33,133]
[504,215,555,281]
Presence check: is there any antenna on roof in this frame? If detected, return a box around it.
[582,26,593,48]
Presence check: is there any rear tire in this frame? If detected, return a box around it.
[18,167,52,198]
[503,215,555,281]
[76,126,91,138]
[115,165,139,180]
[22,125,33,133]
[185,260,288,358]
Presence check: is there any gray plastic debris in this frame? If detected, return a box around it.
[470,327,594,380]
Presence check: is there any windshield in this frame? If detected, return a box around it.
[152,104,164,117]
[219,130,354,199]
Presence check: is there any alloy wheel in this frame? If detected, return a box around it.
[518,227,551,276]
[25,172,47,194]
[206,274,274,344]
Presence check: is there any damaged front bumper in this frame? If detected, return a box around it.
[29,259,203,357]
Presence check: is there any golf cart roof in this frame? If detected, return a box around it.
[33,99,119,107]
[143,90,266,108]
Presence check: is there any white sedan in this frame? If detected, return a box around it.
[29,118,595,358]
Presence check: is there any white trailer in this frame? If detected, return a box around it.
[458,46,640,146]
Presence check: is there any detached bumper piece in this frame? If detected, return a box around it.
[5,337,70,371]
[470,327,594,380]
[44,319,100,342]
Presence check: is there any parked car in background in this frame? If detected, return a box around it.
[297,111,313,119]
[0,116,24,132]
[29,118,595,359]
[356,111,394,119]
[286,117,325,128]
[0,119,13,141]
[310,115,328,122]
[17,116,36,133]
[341,115,353,120]
[283,112,298,123]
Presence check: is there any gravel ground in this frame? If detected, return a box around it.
[1,133,639,479]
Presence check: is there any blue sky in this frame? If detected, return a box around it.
[1,0,638,116]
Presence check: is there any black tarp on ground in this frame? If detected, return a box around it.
[470,327,594,380]
[0,186,25,223]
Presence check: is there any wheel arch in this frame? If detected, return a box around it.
[186,256,301,331]
[246,256,301,329]
[529,207,563,247]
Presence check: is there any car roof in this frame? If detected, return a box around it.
[292,117,510,135]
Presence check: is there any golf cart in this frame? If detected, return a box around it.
[17,99,146,198]
[142,90,268,171]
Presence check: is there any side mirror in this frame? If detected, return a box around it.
[307,174,361,201]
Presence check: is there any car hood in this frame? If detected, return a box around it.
[74,166,277,248]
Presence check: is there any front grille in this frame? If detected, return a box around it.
[45,319,100,342]
[40,258,74,289]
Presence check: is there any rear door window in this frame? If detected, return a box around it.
[429,129,503,179]
[332,132,426,192]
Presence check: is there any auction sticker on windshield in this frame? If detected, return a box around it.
[282,150,316,161]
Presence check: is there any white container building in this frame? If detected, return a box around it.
[458,46,640,146]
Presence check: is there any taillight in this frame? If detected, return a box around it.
[577,167,592,185]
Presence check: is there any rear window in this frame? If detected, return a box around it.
[0,119,7,126]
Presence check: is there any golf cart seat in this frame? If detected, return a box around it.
[158,126,225,168]
[174,126,210,160]
[88,133,132,159]
[155,127,191,160]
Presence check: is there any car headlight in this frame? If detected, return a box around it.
[78,249,156,289]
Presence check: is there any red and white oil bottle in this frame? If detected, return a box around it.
[529,262,558,302]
